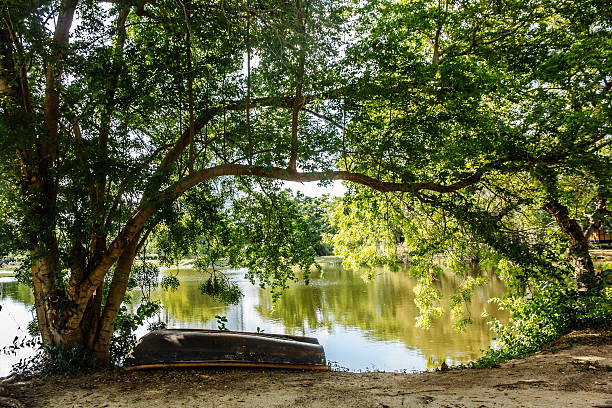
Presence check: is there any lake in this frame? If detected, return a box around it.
[0,264,507,376]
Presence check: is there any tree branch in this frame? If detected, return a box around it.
[162,164,486,200]
[289,0,307,171]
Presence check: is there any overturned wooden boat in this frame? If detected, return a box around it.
[124,329,328,371]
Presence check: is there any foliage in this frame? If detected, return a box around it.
[449,275,488,331]
[110,302,162,366]
[27,319,40,337]
[326,176,611,342]
[153,186,231,268]
[328,189,500,328]
[326,192,401,270]
[215,315,229,331]
[111,260,168,365]
[333,0,611,291]
[14,257,33,288]
[160,275,180,292]
[229,186,321,300]
[13,343,97,376]
[156,183,324,302]
[0,0,609,363]
[199,273,243,305]
[293,193,336,256]
[476,283,612,366]
[4,335,96,376]
[153,183,323,303]
[130,263,160,299]
[412,274,444,329]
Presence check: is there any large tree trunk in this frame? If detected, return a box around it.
[90,235,140,362]
[31,247,88,347]
[30,236,140,361]
[543,200,602,293]
[31,248,58,344]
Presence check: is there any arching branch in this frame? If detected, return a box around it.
[164,164,487,199]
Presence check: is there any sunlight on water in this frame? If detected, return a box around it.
[130,265,508,372]
[0,276,37,376]
[0,265,508,376]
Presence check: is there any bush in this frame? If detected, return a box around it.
[10,343,96,376]
[476,282,612,366]
[110,301,163,365]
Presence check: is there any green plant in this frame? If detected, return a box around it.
[199,275,243,305]
[160,275,180,292]
[7,341,96,376]
[109,302,161,365]
[475,283,612,366]
[215,315,229,331]
[27,320,40,337]
[148,321,167,331]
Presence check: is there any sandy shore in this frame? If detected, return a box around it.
[1,328,610,408]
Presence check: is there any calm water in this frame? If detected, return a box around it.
[0,276,37,376]
[0,265,507,375]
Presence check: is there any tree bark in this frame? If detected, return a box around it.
[91,234,140,362]
[29,0,82,349]
[30,249,56,344]
[543,200,602,293]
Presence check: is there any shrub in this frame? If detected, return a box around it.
[476,282,612,366]
[9,343,96,376]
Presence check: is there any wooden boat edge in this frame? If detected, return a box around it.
[152,328,321,344]
[125,361,330,371]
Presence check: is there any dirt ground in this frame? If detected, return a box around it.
[1,328,611,408]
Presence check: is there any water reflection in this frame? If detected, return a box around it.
[1,265,508,374]
[256,267,507,367]
[0,277,34,305]
[133,265,507,371]
[0,277,36,376]
[155,268,230,325]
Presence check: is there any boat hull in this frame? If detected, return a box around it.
[124,329,328,371]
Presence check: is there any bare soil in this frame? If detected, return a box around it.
[2,328,611,408]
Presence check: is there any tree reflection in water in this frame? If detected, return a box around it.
[256,266,508,368]
[1,265,508,371]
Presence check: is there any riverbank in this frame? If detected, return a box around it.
[2,327,610,408]
[0,266,18,277]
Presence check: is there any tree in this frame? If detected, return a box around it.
[292,193,335,256]
[333,0,611,291]
[0,0,609,364]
